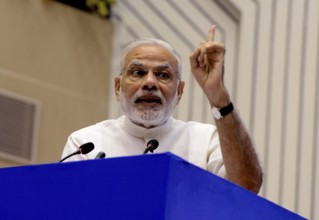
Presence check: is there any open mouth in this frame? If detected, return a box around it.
[135,95,163,104]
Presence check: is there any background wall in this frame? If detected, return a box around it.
[0,1,112,166]
[109,0,318,219]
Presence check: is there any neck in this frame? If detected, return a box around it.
[129,118,168,129]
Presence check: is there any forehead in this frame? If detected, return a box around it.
[124,45,178,69]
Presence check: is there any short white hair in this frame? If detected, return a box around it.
[120,38,182,79]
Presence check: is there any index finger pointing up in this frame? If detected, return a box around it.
[207,25,216,42]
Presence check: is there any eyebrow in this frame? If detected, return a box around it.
[126,60,143,68]
[127,60,172,70]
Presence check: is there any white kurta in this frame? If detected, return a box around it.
[62,115,225,177]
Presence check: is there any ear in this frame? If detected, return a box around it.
[176,80,185,104]
[114,76,121,101]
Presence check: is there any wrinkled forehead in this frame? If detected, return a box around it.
[123,45,179,70]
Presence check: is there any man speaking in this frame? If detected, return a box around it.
[62,26,262,193]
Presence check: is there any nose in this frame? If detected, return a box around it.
[142,70,159,90]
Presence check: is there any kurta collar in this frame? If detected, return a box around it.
[121,115,172,139]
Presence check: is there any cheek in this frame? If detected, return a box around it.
[121,80,141,97]
[161,85,177,100]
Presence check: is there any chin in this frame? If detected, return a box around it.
[130,110,168,128]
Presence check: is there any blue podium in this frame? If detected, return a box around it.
[0,153,306,219]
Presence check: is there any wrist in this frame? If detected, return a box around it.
[208,89,231,108]
[211,102,234,120]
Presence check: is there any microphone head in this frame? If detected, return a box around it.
[95,151,106,159]
[79,142,94,155]
[147,139,159,153]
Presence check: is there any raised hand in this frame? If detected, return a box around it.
[189,25,230,107]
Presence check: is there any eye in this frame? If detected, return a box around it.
[127,68,147,77]
[155,70,171,81]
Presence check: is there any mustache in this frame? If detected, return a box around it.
[132,90,166,104]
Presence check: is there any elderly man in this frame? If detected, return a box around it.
[62,26,262,193]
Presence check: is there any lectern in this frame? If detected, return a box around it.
[0,153,306,219]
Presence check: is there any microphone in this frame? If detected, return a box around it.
[95,151,106,159]
[60,142,94,162]
[143,139,159,154]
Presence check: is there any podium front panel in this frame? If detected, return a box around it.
[0,153,306,220]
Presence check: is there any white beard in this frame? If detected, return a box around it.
[120,89,177,128]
